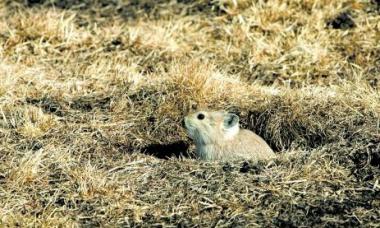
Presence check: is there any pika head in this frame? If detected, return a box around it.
[184,110,240,145]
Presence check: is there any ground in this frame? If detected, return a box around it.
[0,0,379,227]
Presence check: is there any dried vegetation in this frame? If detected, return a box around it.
[0,0,379,226]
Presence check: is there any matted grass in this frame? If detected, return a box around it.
[0,0,379,226]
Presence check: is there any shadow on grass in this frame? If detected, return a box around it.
[16,0,224,20]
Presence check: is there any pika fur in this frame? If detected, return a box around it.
[184,110,275,162]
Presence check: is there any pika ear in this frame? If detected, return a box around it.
[223,113,239,129]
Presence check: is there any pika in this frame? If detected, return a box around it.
[184,110,275,162]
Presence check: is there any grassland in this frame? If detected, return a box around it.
[0,0,379,227]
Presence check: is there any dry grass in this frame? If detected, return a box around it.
[0,0,379,226]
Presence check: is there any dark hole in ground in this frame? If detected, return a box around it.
[141,141,191,159]
[326,11,355,29]
[104,37,125,52]
[0,174,6,184]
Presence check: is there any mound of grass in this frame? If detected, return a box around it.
[0,0,379,226]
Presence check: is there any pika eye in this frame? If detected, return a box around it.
[197,113,205,120]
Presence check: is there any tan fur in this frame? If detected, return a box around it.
[184,110,275,162]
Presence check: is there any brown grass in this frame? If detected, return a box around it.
[0,0,379,226]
